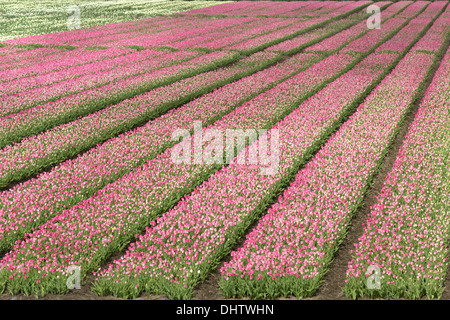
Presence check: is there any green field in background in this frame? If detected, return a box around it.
[0,0,230,41]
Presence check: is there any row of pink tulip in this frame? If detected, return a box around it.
[0,51,237,150]
[183,1,373,55]
[376,18,434,52]
[0,45,23,57]
[225,17,333,53]
[0,47,66,70]
[306,1,362,18]
[167,18,275,50]
[66,15,199,47]
[264,2,391,54]
[0,51,319,252]
[115,18,301,48]
[305,1,411,53]
[442,1,450,17]
[396,0,432,18]
[0,47,134,84]
[191,4,361,52]
[91,10,440,299]
[188,18,299,51]
[222,1,282,16]
[220,44,439,298]
[412,17,450,52]
[0,50,283,192]
[0,50,357,297]
[375,2,447,52]
[0,49,199,117]
[255,2,322,17]
[89,16,428,296]
[0,49,169,101]
[75,16,253,48]
[181,1,313,17]
[187,2,366,52]
[344,47,450,300]
[341,18,410,53]
[277,1,328,17]
[338,1,431,53]
[92,49,400,299]
[416,0,448,18]
[0,1,388,241]
[223,1,322,17]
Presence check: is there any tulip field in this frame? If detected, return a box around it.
[0,0,450,301]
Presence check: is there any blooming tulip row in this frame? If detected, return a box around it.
[277,1,327,17]
[416,0,448,18]
[341,18,411,53]
[192,3,366,52]
[344,48,450,300]
[338,1,431,53]
[254,2,323,17]
[224,1,322,17]
[0,50,286,190]
[443,2,450,18]
[90,18,429,296]
[126,18,301,49]
[0,47,135,84]
[314,1,372,18]
[225,18,330,54]
[70,14,249,48]
[396,1,432,18]
[225,16,346,54]
[0,51,239,150]
[375,1,447,53]
[412,17,450,52]
[167,18,277,50]
[92,49,400,300]
[229,0,377,55]
[219,46,439,299]
[222,2,284,16]
[266,12,365,54]
[0,51,321,253]
[305,1,411,53]
[190,18,301,51]
[65,16,201,47]
[0,45,18,57]
[0,48,171,102]
[0,47,66,71]
[0,49,358,297]
[0,4,426,297]
[218,12,448,298]
[0,49,199,117]
[181,1,316,17]
[376,18,435,53]
[96,16,260,49]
